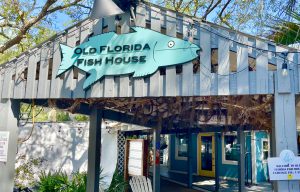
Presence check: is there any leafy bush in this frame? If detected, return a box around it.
[56,111,70,122]
[74,114,89,122]
[106,169,128,192]
[67,172,87,192]
[36,169,105,192]
[37,171,69,192]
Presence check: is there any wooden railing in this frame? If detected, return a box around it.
[0,3,299,99]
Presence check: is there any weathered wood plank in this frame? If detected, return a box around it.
[37,43,52,98]
[199,24,212,96]
[256,40,268,94]
[297,53,300,93]
[133,6,146,97]
[211,73,218,95]
[165,11,177,96]
[60,27,79,98]
[2,61,15,98]
[274,91,299,191]
[229,73,237,95]
[268,71,274,93]
[119,13,131,97]
[13,55,28,99]
[103,16,115,98]
[86,19,103,98]
[236,34,249,95]
[73,20,92,98]
[249,71,256,94]
[25,49,41,98]
[218,29,230,95]
[268,43,276,65]
[50,35,66,98]
[247,38,256,58]
[0,66,4,100]
[182,17,194,96]
[289,52,298,93]
[149,6,162,97]
[276,46,291,93]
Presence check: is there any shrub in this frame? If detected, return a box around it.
[106,168,128,192]
[56,111,70,122]
[37,171,69,192]
[68,171,87,192]
[74,114,89,122]
[36,169,105,192]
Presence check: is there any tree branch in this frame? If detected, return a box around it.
[0,0,83,54]
[218,0,233,29]
[202,0,222,20]
[47,0,82,14]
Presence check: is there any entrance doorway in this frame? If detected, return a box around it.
[198,133,215,177]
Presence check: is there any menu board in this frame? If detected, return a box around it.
[125,139,148,179]
[0,131,9,163]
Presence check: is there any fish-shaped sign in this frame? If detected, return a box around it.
[57,27,200,90]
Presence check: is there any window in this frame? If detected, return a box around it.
[222,132,238,165]
[262,139,270,162]
[175,135,188,160]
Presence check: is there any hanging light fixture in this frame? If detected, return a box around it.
[282,62,288,77]
[281,52,289,77]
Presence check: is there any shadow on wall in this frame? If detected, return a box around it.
[17,122,89,176]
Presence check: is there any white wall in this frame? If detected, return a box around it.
[16,121,118,188]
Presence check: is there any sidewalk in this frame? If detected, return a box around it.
[161,179,198,192]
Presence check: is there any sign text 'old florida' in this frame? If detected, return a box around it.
[57,27,200,90]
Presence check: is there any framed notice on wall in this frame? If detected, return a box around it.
[268,149,300,180]
[124,139,148,179]
[0,131,9,163]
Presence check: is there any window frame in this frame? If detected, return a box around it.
[261,138,270,163]
[222,132,238,165]
[175,135,188,161]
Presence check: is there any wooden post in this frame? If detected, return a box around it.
[215,133,220,192]
[0,99,20,192]
[153,119,162,192]
[238,127,245,192]
[273,92,299,191]
[187,130,193,188]
[86,108,102,192]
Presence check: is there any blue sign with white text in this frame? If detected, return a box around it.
[57,27,200,89]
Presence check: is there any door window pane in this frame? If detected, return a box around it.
[224,133,239,162]
[201,136,213,171]
[262,139,269,161]
[176,135,188,159]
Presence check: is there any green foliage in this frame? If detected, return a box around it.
[106,168,128,192]
[67,171,88,192]
[15,158,44,188]
[20,103,48,122]
[36,169,105,192]
[74,114,89,122]
[37,171,69,192]
[270,11,300,45]
[56,111,71,122]
[0,0,88,64]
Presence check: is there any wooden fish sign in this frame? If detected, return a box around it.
[57,27,200,89]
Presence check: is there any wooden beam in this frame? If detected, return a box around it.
[153,119,162,192]
[187,130,193,188]
[215,132,220,191]
[238,128,245,192]
[273,91,299,191]
[86,108,102,192]
[0,99,20,192]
